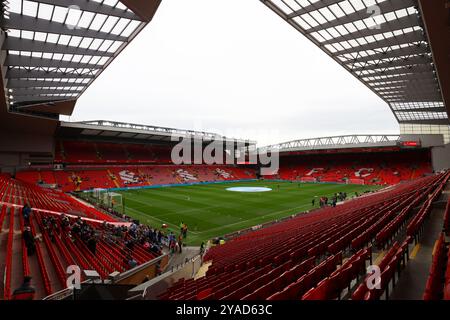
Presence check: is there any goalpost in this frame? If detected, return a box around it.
[86,188,124,213]
[103,191,124,213]
[346,178,365,185]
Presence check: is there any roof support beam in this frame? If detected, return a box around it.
[365,72,437,84]
[334,30,425,56]
[370,78,438,88]
[375,83,440,93]
[13,96,70,103]
[386,93,442,100]
[2,13,128,42]
[321,15,420,46]
[11,88,82,95]
[294,0,415,28]
[398,119,449,125]
[6,69,95,79]
[32,0,140,20]
[361,65,434,78]
[287,0,342,19]
[343,44,429,64]
[2,37,114,57]
[352,55,431,72]
[21,99,77,116]
[392,107,446,113]
[7,79,88,88]
[380,91,442,99]
[377,84,441,93]
[4,55,101,69]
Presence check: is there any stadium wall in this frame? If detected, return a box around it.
[0,131,55,173]
[400,134,445,147]
[128,254,203,300]
[400,134,449,172]
[431,143,450,171]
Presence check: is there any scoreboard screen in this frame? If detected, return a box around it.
[400,141,421,147]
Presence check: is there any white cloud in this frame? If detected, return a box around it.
[70,0,399,146]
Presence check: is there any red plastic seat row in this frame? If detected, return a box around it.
[423,233,448,300]
[352,237,411,300]
[301,247,372,300]
[29,212,53,297]
[443,198,450,236]
[3,206,14,300]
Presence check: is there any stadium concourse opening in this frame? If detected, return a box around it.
[0,0,450,305]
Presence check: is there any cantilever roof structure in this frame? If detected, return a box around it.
[260,0,450,125]
[258,134,401,153]
[58,120,257,145]
[0,0,161,116]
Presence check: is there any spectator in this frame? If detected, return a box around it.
[169,239,176,254]
[179,221,184,235]
[126,255,138,269]
[182,224,188,239]
[200,242,205,255]
[23,227,35,256]
[87,236,97,255]
[11,276,36,300]
[178,234,183,253]
[22,204,32,226]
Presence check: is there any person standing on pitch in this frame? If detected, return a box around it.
[178,234,183,253]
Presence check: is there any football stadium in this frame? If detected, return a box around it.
[0,0,449,306]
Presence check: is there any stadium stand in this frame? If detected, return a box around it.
[0,174,162,300]
[55,140,173,164]
[269,150,432,186]
[157,172,449,300]
[17,165,256,192]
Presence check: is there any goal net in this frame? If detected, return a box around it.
[346,178,365,185]
[81,189,124,213]
[103,192,123,212]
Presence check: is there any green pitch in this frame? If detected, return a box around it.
[118,181,382,245]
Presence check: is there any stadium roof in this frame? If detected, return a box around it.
[0,0,161,117]
[258,134,401,153]
[261,0,450,125]
[58,120,256,145]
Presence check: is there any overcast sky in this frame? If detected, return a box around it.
[67,0,399,147]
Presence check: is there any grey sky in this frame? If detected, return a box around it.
[68,0,399,147]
